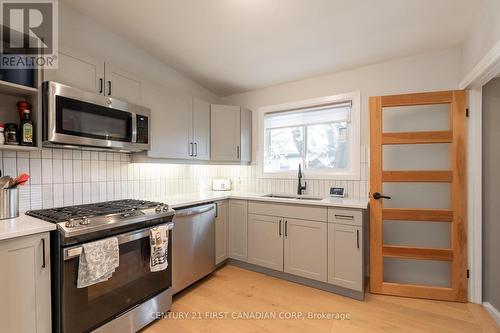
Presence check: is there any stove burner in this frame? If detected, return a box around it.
[27,199,162,223]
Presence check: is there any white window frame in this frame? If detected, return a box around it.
[257,91,361,180]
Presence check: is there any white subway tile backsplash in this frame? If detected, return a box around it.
[42,159,53,184]
[29,158,41,185]
[53,184,64,207]
[73,160,82,183]
[2,147,370,213]
[52,159,63,183]
[63,160,73,183]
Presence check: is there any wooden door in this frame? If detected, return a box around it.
[247,214,284,271]
[328,223,363,291]
[369,90,467,302]
[211,104,241,161]
[284,218,327,282]
[192,98,211,160]
[228,200,248,261]
[215,201,229,265]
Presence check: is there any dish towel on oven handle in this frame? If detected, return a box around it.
[150,225,169,272]
[77,237,119,288]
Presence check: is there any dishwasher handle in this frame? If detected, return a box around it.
[175,204,215,217]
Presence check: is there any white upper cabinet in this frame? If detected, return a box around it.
[43,47,142,104]
[44,47,104,94]
[192,98,211,160]
[211,104,252,163]
[104,63,142,105]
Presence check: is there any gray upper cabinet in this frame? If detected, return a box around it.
[0,233,51,333]
[192,98,211,160]
[146,86,192,159]
[145,89,211,160]
[43,47,141,104]
[211,104,252,163]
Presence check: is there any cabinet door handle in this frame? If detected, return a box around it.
[107,80,112,96]
[194,142,198,157]
[284,220,288,237]
[236,146,240,159]
[335,214,354,220]
[279,219,282,236]
[215,203,218,218]
[41,238,46,268]
[99,78,103,94]
[189,142,193,156]
[356,230,360,249]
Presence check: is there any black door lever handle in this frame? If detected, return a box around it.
[372,192,391,200]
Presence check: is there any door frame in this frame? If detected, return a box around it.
[460,38,500,303]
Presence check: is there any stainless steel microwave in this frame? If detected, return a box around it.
[42,81,150,152]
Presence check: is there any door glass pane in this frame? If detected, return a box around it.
[383,144,450,170]
[383,221,450,248]
[382,183,450,209]
[383,258,450,287]
[383,104,449,132]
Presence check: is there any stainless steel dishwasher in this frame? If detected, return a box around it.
[172,203,216,294]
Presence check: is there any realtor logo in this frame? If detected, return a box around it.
[0,0,58,68]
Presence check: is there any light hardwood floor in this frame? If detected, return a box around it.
[143,265,499,333]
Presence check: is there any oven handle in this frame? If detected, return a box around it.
[63,222,174,261]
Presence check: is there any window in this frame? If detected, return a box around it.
[259,92,360,179]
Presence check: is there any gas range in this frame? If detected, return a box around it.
[33,199,176,333]
[27,199,175,241]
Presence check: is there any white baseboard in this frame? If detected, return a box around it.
[483,302,500,326]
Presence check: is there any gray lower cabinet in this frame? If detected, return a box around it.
[247,214,283,271]
[328,223,363,291]
[228,200,248,261]
[215,200,229,264]
[0,232,51,333]
[283,218,327,282]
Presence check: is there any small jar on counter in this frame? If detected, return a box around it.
[0,124,4,144]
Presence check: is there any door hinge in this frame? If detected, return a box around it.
[466,108,469,117]
[467,269,470,279]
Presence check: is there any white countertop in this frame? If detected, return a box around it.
[154,191,369,210]
[0,191,367,242]
[0,214,56,241]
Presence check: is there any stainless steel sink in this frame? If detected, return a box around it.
[262,194,324,201]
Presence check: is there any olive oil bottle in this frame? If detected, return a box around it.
[20,109,34,146]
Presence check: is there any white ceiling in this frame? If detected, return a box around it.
[64,0,483,96]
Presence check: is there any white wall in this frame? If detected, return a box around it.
[58,2,218,102]
[461,0,500,77]
[221,48,462,199]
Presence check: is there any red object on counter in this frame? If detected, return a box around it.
[17,100,31,119]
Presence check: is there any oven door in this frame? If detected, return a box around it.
[60,224,172,333]
[43,81,150,151]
